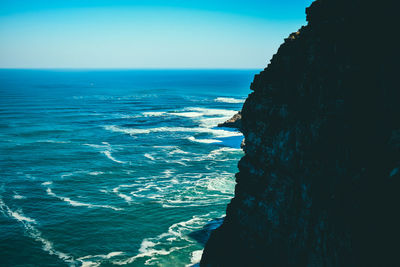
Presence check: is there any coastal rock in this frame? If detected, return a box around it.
[217,112,242,130]
[201,0,399,266]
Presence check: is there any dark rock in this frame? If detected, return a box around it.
[217,112,242,130]
[201,0,399,266]
[188,217,225,245]
[240,138,245,149]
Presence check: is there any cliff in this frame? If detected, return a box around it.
[201,0,399,266]
[217,112,242,130]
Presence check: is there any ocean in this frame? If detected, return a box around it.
[0,69,256,267]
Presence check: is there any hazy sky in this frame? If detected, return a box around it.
[0,0,313,69]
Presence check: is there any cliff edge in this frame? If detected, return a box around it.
[201,0,399,266]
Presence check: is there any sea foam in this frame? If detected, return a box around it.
[214,97,245,103]
[142,111,167,117]
[102,151,126,164]
[186,250,203,267]
[188,137,222,144]
[85,142,126,164]
[113,214,212,265]
[46,188,122,211]
[89,171,104,176]
[105,125,241,139]
[144,153,155,161]
[13,192,26,200]
[78,251,124,267]
[0,198,76,266]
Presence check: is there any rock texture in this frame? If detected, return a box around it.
[201,0,399,266]
[217,112,242,130]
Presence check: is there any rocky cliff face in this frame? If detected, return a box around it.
[217,112,242,130]
[201,0,399,266]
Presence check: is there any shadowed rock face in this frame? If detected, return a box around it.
[201,0,399,266]
[217,112,242,130]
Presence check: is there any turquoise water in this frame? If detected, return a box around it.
[0,70,255,267]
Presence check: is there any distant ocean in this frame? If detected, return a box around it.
[0,69,256,266]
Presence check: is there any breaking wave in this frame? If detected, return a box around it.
[214,97,245,104]
[105,125,241,138]
[113,214,212,266]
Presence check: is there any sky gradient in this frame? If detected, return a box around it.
[0,0,313,69]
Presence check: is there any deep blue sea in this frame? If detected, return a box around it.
[0,69,256,267]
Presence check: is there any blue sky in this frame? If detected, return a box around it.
[0,0,313,69]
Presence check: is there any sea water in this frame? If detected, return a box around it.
[0,69,256,266]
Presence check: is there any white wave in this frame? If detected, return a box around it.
[214,97,245,104]
[89,171,104,176]
[205,175,235,194]
[78,251,124,267]
[105,125,150,135]
[113,243,172,265]
[113,238,189,265]
[78,251,124,261]
[25,174,35,180]
[4,206,37,223]
[118,193,133,203]
[13,194,26,200]
[162,169,174,178]
[84,143,110,149]
[85,142,126,164]
[139,240,158,253]
[164,199,196,205]
[171,112,204,118]
[113,214,212,265]
[168,148,189,155]
[168,107,239,128]
[144,153,155,161]
[198,116,232,128]
[129,183,156,197]
[206,147,242,159]
[113,184,137,191]
[46,188,122,211]
[80,261,100,267]
[60,170,89,179]
[189,106,239,129]
[61,173,73,179]
[105,123,242,138]
[142,111,167,117]
[116,114,140,119]
[37,139,71,144]
[201,127,243,138]
[12,211,36,223]
[188,137,222,144]
[165,159,188,166]
[102,151,126,164]
[42,181,53,186]
[143,109,235,119]
[0,198,76,266]
[186,250,203,267]
[106,252,124,258]
[170,178,179,184]
[184,107,237,117]
[213,147,242,153]
[113,184,138,203]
